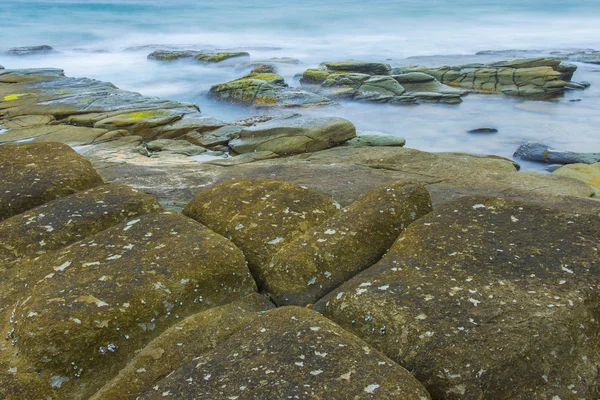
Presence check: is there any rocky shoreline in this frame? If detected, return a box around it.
[1,62,600,399]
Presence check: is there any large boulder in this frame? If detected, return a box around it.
[358,75,406,96]
[315,196,600,399]
[0,142,103,221]
[0,184,161,264]
[182,178,339,284]
[6,45,55,56]
[140,306,431,399]
[514,141,600,164]
[4,212,256,398]
[553,162,600,196]
[229,113,356,155]
[264,180,432,306]
[321,61,392,75]
[90,293,274,400]
[147,50,249,63]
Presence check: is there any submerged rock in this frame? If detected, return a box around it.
[147,50,249,63]
[183,178,339,284]
[264,180,432,306]
[229,113,356,155]
[140,307,431,399]
[315,196,600,399]
[91,294,274,400]
[514,141,600,164]
[0,143,103,221]
[147,50,199,61]
[468,127,498,134]
[6,45,55,56]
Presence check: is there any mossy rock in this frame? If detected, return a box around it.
[195,52,249,63]
[0,184,161,264]
[183,178,339,285]
[1,114,55,129]
[147,50,199,61]
[265,180,432,306]
[358,76,406,96]
[0,143,103,221]
[321,72,371,88]
[299,68,332,85]
[322,61,392,76]
[6,212,256,398]
[140,306,431,399]
[90,293,274,400]
[229,113,356,155]
[343,131,406,147]
[249,64,277,74]
[93,109,184,136]
[315,196,600,399]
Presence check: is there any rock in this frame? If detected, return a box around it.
[144,114,229,140]
[203,151,278,166]
[321,61,392,75]
[402,58,576,97]
[0,68,64,83]
[393,73,467,102]
[5,212,256,398]
[321,72,371,88]
[0,143,103,221]
[315,196,600,399]
[299,68,333,85]
[467,127,498,134]
[514,141,600,164]
[140,307,431,400]
[344,131,406,147]
[147,50,199,61]
[264,180,432,306]
[393,72,435,83]
[195,51,249,63]
[358,75,406,96]
[184,125,242,148]
[1,114,55,129]
[229,113,356,155]
[90,294,274,400]
[209,71,331,108]
[249,64,277,74]
[6,45,55,56]
[0,184,161,264]
[0,125,109,146]
[143,139,206,156]
[182,178,339,285]
[553,162,600,196]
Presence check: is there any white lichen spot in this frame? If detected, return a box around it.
[204,374,211,381]
[472,204,485,209]
[359,282,372,287]
[378,285,389,291]
[310,327,321,332]
[307,277,317,286]
[510,216,519,223]
[137,368,147,373]
[54,261,71,272]
[336,292,344,300]
[50,376,70,388]
[469,298,481,306]
[235,224,244,231]
[364,384,380,394]
[106,254,122,261]
[267,237,283,245]
[324,271,332,278]
[7,367,17,373]
[324,229,336,235]
[561,265,574,274]
[295,361,304,367]
[415,313,427,320]
[310,370,323,376]
[83,261,100,267]
[356,288,368,295]
[315,351,328,357]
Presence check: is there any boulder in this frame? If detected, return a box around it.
[182,178,339,284]
[209,71,331,108]
[514,141,600,164]
[321,72,371,88]
[264,180,432,306]
[343,131,406,147]
[229,113,356,155]
[358,76,406,96]
[0,184,161,264]
[5,212,256,398]
[467,127,498,134]
[6,45,55,56]
[315,196,600,399]
[184,125,242,148]
[553,162,600,196]
[195,51,249,63]
[140,307,431,399]
[321,61,392,75]
[90,294,274,400]
[1,114,55,129]
[0,143,103,221]
[142,139,206,156]
[147,50,199,61]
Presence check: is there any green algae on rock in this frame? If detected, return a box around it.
[195,51,249,63]
[141,306,431,400]
[91,293,274,400]
[264,180,432,306]
[314,196,600,399]
[321,61,393,75]
[183,178,339,285]
[6,212,256,398]
[0,142,103,221]
[229,113,356,155]
[0,184,161,263]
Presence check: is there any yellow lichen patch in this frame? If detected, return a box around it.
[117,110,170,120]
[55,89,73,93]
[3,93,28,101]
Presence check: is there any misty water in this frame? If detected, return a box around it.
[1,0,599,170]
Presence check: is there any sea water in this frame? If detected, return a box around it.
[1,0,599,170]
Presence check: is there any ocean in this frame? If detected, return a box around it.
[1,0,599,170]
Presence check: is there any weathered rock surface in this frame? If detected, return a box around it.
[514,141,600,164]
[264,180,432,306]
[476,48,600,66]
[321,61,393,76]
[91,293,274,400]
[4,212,256,398]
[344,130,406,147]
[141,306,431,400]
[0,124,109,146]
[553,162,600,196]
[229,113,356,155]
[399,58,579,97]
[6,45,55,56]
[209,70,332,108]
[0,142,103,221]
[142,139,206,156]
[183,178,339,284]
[184,125,242,148]
[0,184,161,263]
[147,50,249,63]
[315,196,600,399]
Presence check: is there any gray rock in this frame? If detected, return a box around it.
[344,131,406,147]
[6,45,55,56]
[185,125,242,148]
[321,61,392,75]
[514,141,600,164]
[229,113,356,155]
[143,139,206,156]
[358,76,406,96]
[468,127,498,134]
